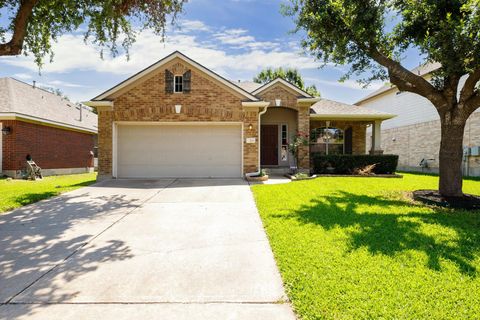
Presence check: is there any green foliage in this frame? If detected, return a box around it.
[0,173,97,213]
[284,0,480,86]
[252,174,480,319]
[288,131,309,169]
[253,67,321,97]
[314,154,400,174]
[0,0,186,67]
[312,154,399,174]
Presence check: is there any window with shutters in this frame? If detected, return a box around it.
[174,75,183,93]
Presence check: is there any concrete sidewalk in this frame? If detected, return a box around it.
[0,179,295,319]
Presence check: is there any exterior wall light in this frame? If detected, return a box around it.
[275,99,281,106]
[1,126,12,135]
[175,105,182,114]
[248,124,253,130]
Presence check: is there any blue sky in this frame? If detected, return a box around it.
[0,0,423,104]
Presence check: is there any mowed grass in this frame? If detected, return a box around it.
[252,173,480,319]
[0,173,97,213]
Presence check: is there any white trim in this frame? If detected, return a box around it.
[114,121,243,126]
[0,112,97,134]
[252,78,313,98]
[298,97,321,104]
[83,101,114,108]
[113,121,243,178]
[310,113,396,120]
[112,122,118,178]
[93,51,259,101]
[174,75,183,93]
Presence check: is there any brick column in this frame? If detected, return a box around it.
[243,107,259,174]
[297,106,311,170]
[97,109,113,180]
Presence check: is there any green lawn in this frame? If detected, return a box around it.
[0,173,97,213]
[252,173,480,320]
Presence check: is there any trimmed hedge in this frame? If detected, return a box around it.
[312,154,399,174]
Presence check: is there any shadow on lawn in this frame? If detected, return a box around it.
[282,192,480,276]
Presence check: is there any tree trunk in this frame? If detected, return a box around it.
[438,116,466,197]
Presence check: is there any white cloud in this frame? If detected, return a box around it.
[0,25,320,77]
[307,78,385,91]
[12,72,33,80]
[45,80,88,88]
[175,20,211,33]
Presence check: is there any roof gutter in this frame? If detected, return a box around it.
[0,112,97,134]
[310,113,396,120]
[245,103,270,178]
[83,100,114,110]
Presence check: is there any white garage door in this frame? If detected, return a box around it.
[116,124,242,178]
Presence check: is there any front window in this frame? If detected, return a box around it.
[174,75,183,93]
[310,127,344,155]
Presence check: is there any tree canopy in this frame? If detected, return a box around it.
[253,67,321,97]
[285,0,480,197]
[0,0,186,66]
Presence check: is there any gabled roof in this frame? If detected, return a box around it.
[93,51,259,101]
[356,62,442,104]
[0,78,97,133]
[310,98,395,120]
[251,78,313,98]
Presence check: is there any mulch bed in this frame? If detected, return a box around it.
[413,190,480,210]
[313,174,403,178]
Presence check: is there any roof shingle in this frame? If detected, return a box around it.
[0,78,97,133]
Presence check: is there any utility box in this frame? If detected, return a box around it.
[471,146,480,156]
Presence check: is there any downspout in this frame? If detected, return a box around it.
[245,105,269,177]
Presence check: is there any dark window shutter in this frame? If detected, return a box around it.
[165,70,173,93]
[183,70,191,93]
[345,127,353,154]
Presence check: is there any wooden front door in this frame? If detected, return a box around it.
[261,125,278,165]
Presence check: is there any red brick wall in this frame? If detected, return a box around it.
[1,120,95,171]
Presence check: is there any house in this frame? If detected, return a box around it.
[0,78,97,178]
[85,51,394,180]
[356,64,480,176]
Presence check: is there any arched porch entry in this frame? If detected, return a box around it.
[260,107,298,167]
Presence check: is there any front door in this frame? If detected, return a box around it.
[261,125,278,165]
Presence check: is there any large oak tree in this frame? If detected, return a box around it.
[0,0,186,66]
[285,0,480,197]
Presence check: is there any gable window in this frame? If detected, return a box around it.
[174,75,183,93]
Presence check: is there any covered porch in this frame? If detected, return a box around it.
[309,99,396,156]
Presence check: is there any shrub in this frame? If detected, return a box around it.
[312,154,399,174]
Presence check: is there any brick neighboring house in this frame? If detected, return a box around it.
[86,51,394,180]
[356,63,480,177]
[0,78,97,178]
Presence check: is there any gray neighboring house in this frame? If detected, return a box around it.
[0,77,98,178]
[356,64,480,176]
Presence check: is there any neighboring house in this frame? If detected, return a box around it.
[356,63,480,176]
[86,51,394,180]
[0,78,97,178]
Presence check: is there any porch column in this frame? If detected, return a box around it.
[370,120,384,155]
[297,106,310,170]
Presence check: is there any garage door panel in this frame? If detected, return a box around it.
[117,124,242,178]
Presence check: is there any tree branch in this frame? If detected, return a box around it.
[0,0,38,56]
[460,69,480,104]
[368,49,448,108]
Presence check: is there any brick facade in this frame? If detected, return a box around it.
[97,58,260,178]
[256,86,311,169]
[1,120,95,174]
[311,120,367,155]
[370,112,480,176]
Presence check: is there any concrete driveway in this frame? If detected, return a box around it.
[0,179,295,320]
